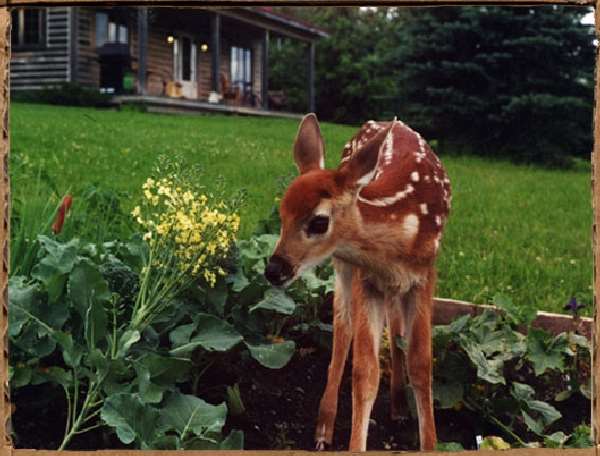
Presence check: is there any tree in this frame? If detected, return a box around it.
[271,7,399,123]
[392,6,595,165]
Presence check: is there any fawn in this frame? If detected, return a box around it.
[264,114,451,451]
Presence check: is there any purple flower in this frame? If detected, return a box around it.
[564,297,585,316]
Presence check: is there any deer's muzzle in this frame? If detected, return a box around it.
[265,255,294,287]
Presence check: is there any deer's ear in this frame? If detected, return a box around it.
[338,126,391,189]
[293,113,325,174]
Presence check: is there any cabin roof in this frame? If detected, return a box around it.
[247,7,329,39]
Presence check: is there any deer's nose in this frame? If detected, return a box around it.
[265,255,293,286]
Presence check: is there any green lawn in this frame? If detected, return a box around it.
[11,102,593,314]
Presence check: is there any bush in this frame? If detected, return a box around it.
[12,83,113,108]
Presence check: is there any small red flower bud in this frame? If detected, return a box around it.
[52,194,73,234]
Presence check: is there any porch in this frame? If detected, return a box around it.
[133,7,326,112]
[113,94,303,119]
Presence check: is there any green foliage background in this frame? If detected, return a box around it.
[269,6,595,166]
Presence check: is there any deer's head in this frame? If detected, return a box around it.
[265,114,390,287]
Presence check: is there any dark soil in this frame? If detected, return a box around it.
[224,345,501,451]
[12,344,591,451]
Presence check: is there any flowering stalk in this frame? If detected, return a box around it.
[129,175,240,332]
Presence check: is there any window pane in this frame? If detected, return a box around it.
[173,38,181,80]
[23,9,41,45]
[190,43,197,82]
[244,49,251,84]
[118,24,128,44]
[108,21,117,43]
[231,47,238,83]
[96,13,108,47]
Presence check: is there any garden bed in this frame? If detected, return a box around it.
[11,292,592,451]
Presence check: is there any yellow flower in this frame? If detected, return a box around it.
[131,206,141,217]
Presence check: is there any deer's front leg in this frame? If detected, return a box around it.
[349,277,385,451]
[315,260,353,450]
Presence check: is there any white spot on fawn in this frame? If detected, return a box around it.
[435,215,442,226]
[411,171,420,182]
[383,127,395,166]
[420,203,428,215]
[402,214,419,241]
[358,183,414,207]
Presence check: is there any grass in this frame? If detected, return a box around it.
[10,102,593,315]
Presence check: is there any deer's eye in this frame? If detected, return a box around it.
[306,215,329,236]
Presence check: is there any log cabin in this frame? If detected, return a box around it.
[10,7,327,111]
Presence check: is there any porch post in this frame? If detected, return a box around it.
[137,7,148,96]
[262,29,269,110]
[210,12,221,97]
[308,40,316,113]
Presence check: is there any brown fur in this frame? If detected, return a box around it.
[270,114,450,451]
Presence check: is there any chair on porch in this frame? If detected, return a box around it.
[220,71,242,106]
[268,90,287,110]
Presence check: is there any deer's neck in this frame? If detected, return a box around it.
[332,204,427,293]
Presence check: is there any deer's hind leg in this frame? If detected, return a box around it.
[405,270,437,451]
[386,295,409,421]
[315,259,353,450]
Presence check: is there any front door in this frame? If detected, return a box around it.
[173,36,197,99]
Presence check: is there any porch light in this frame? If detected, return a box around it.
[200,43,208,52]
[167,35,174,44]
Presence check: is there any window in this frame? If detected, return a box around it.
[11,8,45,49]
[231,46,252,92]
[96,12,129,47]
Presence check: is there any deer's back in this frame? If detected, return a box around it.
[340,120,451,261]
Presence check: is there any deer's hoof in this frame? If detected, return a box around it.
[315,439,330,451]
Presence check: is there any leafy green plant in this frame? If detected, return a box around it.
[431,294,591,448]
[9,162,250,449]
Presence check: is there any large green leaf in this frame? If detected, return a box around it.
[522,410,544,435]
[8,277,37,337]
[53,331,84,367]
[69,259,112,319]
[206,281,228,317]
[433,382,463,409]
[9,276,68,335]
[10,365,32,388]
[101,393,160,447]
[159,392,227,440]
[134,353,191,403]
[136,353,191,385]
[116,329,141,358]
[493,293,537,326]
[169,314,242,355]
[32,236,79,303]
[460,338,505,384]
[245,340,295,369]
[135,363,166,404]
[169,322,196,348]
[84,299,108,349]
[526,328,566,376]
[250,288,295,315]
[511,382,535,402]
[513,381,562,436]
[219,430,244,449]
[528,399,561,427]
